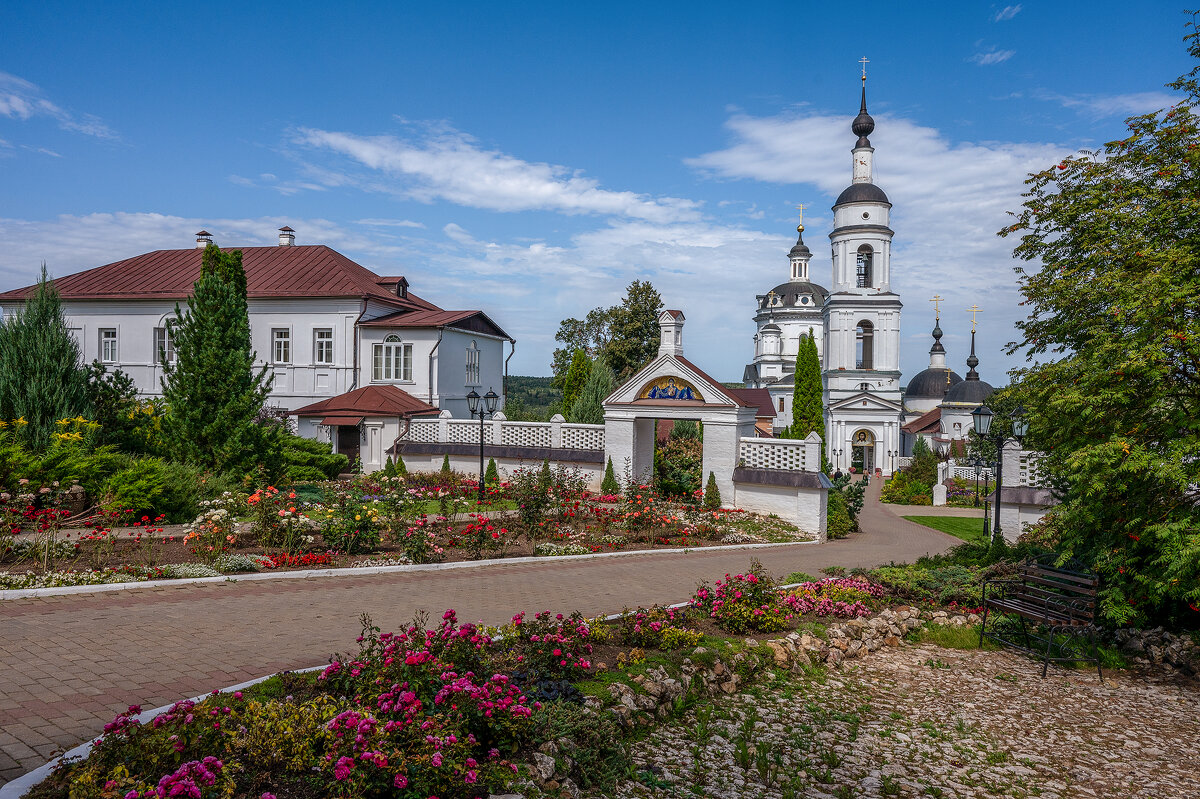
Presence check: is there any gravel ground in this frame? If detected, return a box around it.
[615,643,1200,799]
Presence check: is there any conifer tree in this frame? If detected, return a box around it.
[441,454,451,474]
[703,471,721,510]
[568,357,616,424]
[561,349,592,415]
[485,457,499,484]
[788,331,825,449]
[161,245,277,475]
[601,456,620,494]
[0,267,90,450]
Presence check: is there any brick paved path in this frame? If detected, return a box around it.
[0,482,956,786]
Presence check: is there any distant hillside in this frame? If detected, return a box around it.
[505,375,561,421]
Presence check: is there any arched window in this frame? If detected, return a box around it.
[856,245,873,288]
[373,334,412,381]
[856,321,874,370]
[778,397,785,412]
[465,340,480,385]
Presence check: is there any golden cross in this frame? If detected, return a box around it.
[929,294,944,321]
[794,203,807,229]
[859,57,869,80]
[967,304,982,332]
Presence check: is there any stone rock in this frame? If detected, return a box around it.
[559,777,582,799]
[826,649,844,667]
[766,641,791,666]
[532,752,556,782]
[720,678,738,693]
[538,741,559,756]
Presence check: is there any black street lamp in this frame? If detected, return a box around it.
[971,456,982,507]
[466,388,500,503]
[972,403,1027,546]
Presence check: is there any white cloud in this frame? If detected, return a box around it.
[971,48,1016,65]
[0,72,117,140]
[687,110,1073,383]
[291,124,702,223]
[355,218,426,229]
[1041,90,1177,118]
[993,5,1022,22]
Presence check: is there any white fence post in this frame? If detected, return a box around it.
[437,409,452,442]
[550,414,564,448]
[803,432,822,472]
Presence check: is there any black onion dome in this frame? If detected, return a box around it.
[761,281,829,309]
[905,368,963,399]
[852,84,875,146]
[789,226,812,258]
[834,182,890,206]
[943,377,994,406]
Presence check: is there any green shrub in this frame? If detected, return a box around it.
[532,701,628,789]
[101,457,201,522]
[485,457,499,484]
[703,471,721,510]
[654,436,702,499]
[441,454,451,474]
[827,490,853,538]
[600,457,620,494]
[280,434,347,481]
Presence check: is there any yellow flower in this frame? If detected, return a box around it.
[355,515,361,521]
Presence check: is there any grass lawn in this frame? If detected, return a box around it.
[902,515,988,544]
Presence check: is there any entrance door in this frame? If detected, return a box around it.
[336,425,360,465]
[851,429,875,473]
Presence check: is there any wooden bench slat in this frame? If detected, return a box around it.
[1018,574,1097,595]
[1016,584,1096,605]
[1018,566,1098,587]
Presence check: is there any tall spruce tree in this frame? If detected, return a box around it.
[0,267,90,450]
[568,356,616,424]
[785,331,824,447]
[560,349,592,415]
[161,245,277,474]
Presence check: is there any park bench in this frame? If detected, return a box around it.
[979,560,1102,679]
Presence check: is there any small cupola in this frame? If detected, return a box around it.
[195,230,213,249]
[658,309,685,358]
[278,226,296,246]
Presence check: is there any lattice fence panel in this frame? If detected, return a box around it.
[738,439,808,471]
[950,465,993,481]
[561,424,605,451]
[896,456,913,470]
[1018,453,1042,487]
[501,422,552,448]
[405,420,439,443]
[447,420,492,445]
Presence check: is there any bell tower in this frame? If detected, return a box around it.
[821,61,904,475]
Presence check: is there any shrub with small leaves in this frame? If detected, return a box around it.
[703,471,721,510]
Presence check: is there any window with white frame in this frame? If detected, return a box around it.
[314,329,334,365]
[465,340,480,385]
[99,329,118,363]
[272,329,291,364]
[153,327,175,363]
[373,335,412,381]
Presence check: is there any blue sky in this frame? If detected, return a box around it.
[0,2,1190,383]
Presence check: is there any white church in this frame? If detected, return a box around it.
[743,75,993,475]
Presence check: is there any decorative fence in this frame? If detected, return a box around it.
[1016,450,1042,487]
[737,433,822,472]
[400,412,605,451]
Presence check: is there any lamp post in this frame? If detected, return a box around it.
[971,404,1028,546]
[971,456,982,508]
[465,388,500,504]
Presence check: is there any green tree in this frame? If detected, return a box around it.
[703,471,721,510]
[998,29,1200,626]
[605,280,664,380]
[561,349,592,415]
[551,280,663,384]
[161,245,278,475]
[786,331,824,448]
[0,267,90,450]
[485,457,499,484]
[568,357,616,424]
[601,457,620,494]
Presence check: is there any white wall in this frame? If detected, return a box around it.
[732,482,827,541]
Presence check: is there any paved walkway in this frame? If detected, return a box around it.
[0,481,957,786]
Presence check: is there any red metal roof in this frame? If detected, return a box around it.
[291,385,440,418]
[0,245,440,309]
[901,407,942,435]
[727,388,777,418]
[359,309,479,327]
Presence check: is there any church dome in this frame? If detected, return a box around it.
[906,367,962,399]
[942,376,994,406]
[759,281,829,310]
[834,182,890,207]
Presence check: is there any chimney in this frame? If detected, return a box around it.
[658,309,685,358]
[278,226,295,246]
[195,230,213,249]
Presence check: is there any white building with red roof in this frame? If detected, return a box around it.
[0,228,513,463]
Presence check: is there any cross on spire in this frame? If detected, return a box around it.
[859,56,869,81]
[795,203,807,227]
[929,294,944,321]
[967,304,982,332]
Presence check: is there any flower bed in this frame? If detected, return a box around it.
[1,473,817,590]
[24,562,987,799]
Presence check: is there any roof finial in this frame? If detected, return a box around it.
[859,56,869,82]
[966,304,982,333]
[852,60,875,146]
[929,294,944,322]
[965,328,980,380]
[795,202,807,233]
